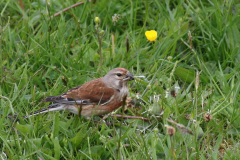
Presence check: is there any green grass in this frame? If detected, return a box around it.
[1,0,240,159]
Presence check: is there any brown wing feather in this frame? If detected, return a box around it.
[43,78,115,105]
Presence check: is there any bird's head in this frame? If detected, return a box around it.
[102,68,134,90]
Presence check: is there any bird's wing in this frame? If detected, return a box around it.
[43,78,115,105]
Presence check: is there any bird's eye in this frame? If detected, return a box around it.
[117,73,122,77]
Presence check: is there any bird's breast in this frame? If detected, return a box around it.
[120,86,129,98]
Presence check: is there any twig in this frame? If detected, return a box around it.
[111,114,149,121]
[48,2,84,20]
[167,119,194,135]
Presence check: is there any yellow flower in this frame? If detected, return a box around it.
[145,30,157,42]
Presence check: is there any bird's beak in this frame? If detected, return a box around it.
[125,73,134,81]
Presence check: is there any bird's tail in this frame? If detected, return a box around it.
[6,103,66,122]
[23,103,65,118]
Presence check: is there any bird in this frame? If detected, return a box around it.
[24,68,134,119]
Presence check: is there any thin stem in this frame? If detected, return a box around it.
[96,27,103,77]
[112,34,115,59]
[126,33,129,65]
[118,95,127,159]
[99,38,102,77]
[19,0,25,11]
[70,12,81,37]
[0,16,2,80]
[171,137,174,159]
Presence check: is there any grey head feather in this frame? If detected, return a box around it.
[102,68,132,91]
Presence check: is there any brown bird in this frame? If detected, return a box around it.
[25,68,134,119]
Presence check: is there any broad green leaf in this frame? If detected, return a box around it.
[175,67,195,83]
[175,67,208,84]
[15,124,30,135]
[53,112,59,137]
[212,132,223,160]
[163,107,171,122]
[70,126,88,148]
[54,137,60,159]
